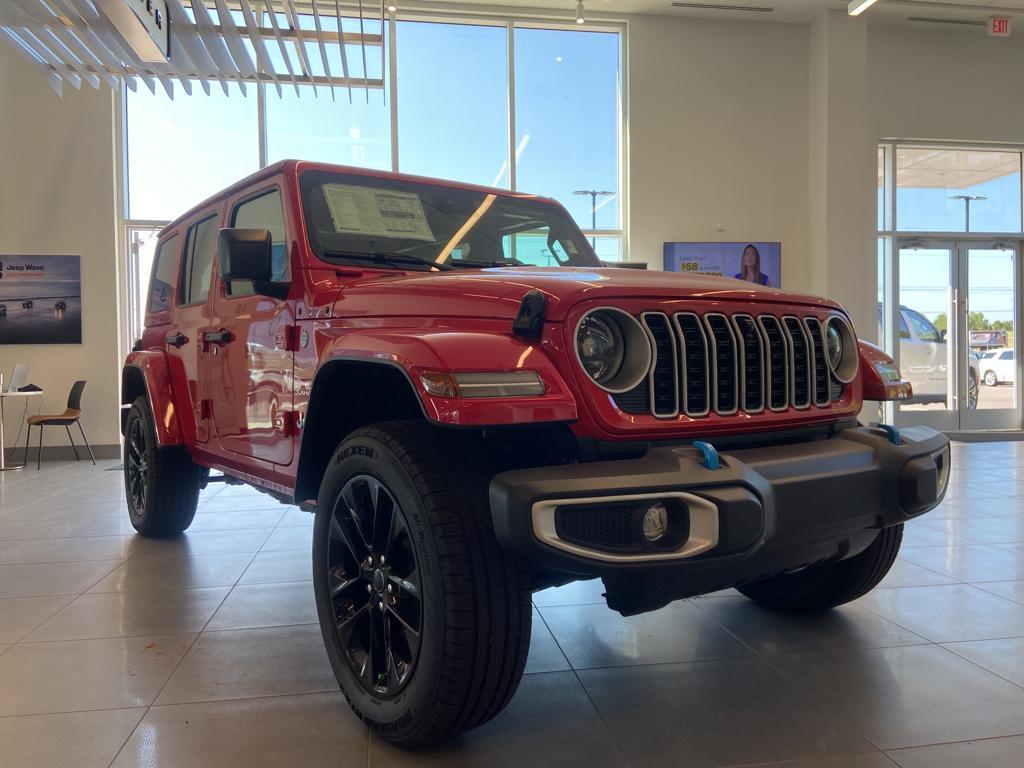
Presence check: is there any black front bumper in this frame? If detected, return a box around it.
[489,425,949,613]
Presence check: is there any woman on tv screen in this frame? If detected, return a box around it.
[735,244,771,286]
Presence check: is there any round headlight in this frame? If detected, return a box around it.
[825,316,858,384]
[575,308,653,393]
[577,313,624,383]
[826,322,843,370]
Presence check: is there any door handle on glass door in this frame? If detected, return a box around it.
[165,332,189,348]
[203,330,232,345]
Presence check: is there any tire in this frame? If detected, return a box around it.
[313,421,531,748]
[736,524,903,612]
[967,371,979,409]
[984,370,998,387]
[123,396,203,537]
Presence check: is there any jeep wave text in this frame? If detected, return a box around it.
[121,160,950,747]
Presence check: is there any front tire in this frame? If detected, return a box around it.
[123,396,203,537]
[984,370,998,387]
[313,421,531,748]
[736,524,903,612]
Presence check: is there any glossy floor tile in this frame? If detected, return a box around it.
[0,446,1022,767]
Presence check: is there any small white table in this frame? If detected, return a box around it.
[0,390,44,471]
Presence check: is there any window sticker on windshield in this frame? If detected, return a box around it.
[323,184,435,241]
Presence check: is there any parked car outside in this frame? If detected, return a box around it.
[981,348,1015,386]
[122,161,950,748]
[878,304,979,409]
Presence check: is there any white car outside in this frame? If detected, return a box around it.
[980,348,1015,386]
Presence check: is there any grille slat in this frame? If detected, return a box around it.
[642,313,679,418]
[611,311,840,418]
[783,317,811,408]
[674,313,710,416]
[759,315,789,410]
[733,315,764,413]
[804,318,831,407]
[704,315,738,414]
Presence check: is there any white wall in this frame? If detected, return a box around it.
[627,15,812,293]
[869,24,1024,144]
[0,44,122,456]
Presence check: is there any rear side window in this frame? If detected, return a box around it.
[228,189,288,298]
[149,234,180,314]
[181,215,218,306]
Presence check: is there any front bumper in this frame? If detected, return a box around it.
[489,425,949,612]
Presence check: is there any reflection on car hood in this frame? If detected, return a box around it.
[329,266,844,321]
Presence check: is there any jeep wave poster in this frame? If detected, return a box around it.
[0,255,82,345]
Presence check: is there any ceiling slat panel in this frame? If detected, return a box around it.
[263,0,301,96]
[239,0,281,97]
[0,27,62,95]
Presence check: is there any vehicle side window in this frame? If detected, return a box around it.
[1000,350,1014,360]
[229,189,288,298]
[180,215,218,306]
[906,310,939,342]
[899,314,910,339]
[149,233,180,314]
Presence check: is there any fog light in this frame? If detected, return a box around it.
[641,503,669,542]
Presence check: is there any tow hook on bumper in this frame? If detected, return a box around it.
[489,425,951,574]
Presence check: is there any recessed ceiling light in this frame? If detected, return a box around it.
[848,0,880,16]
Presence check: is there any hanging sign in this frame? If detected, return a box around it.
[989,17,1011,37]
[95,0,170,62]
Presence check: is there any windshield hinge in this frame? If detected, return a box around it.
[512,290,547,339]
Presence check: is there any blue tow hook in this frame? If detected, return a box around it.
[693,441,720,470]
[877,424,902,445]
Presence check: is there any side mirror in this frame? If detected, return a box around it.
[218,228,273,282]
[939,329,947,341]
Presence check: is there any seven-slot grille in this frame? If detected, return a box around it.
[615,311,845,419]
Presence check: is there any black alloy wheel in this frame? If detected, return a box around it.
[126,418,148,511]
[326,474,422,697]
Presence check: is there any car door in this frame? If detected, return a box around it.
[997,350,1014,382]
[165,211,221,444]
[206,185,295,466]
[902,308,946,397]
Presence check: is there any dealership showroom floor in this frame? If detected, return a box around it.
[0,443,1023,767]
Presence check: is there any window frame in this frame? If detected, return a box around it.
[146,230,182,322]
[179,211,221,308]
[222,184,290,300]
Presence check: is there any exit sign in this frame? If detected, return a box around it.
[989,17,1011,37]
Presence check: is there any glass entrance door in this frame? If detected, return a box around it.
[961,244,1019,429]
[889,240,1020,431]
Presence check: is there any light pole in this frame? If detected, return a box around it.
[949,194,987,232]
[573,189,615,248]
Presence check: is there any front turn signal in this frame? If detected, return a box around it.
[419,371,546,399]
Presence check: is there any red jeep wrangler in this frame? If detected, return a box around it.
[122,160,950,747]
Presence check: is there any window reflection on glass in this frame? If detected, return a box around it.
[896,148,1022,233]
[967,247,1016,410]
[877,146,886,231]
[898,247,953,412]
[514,28,620,230]
[396,22,509,187]
[126,81,259,221]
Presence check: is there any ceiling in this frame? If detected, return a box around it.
[422,0,1024,24]
[885,147,1021,189]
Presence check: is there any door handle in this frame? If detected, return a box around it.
[165,331,189,348]
[203,329,233,345]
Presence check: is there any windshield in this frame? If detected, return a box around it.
[300,170,601,271]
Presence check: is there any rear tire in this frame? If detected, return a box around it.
[736,524,903,612]
[313,421,531,748]
[985,370,998,387]
[123,396,203,537]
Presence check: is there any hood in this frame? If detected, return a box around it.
[329,266,844,321]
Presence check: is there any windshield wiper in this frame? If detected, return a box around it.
[448,258,526,269]
[323,250,454,271]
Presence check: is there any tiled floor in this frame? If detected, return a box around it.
[1,442,1024,767]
